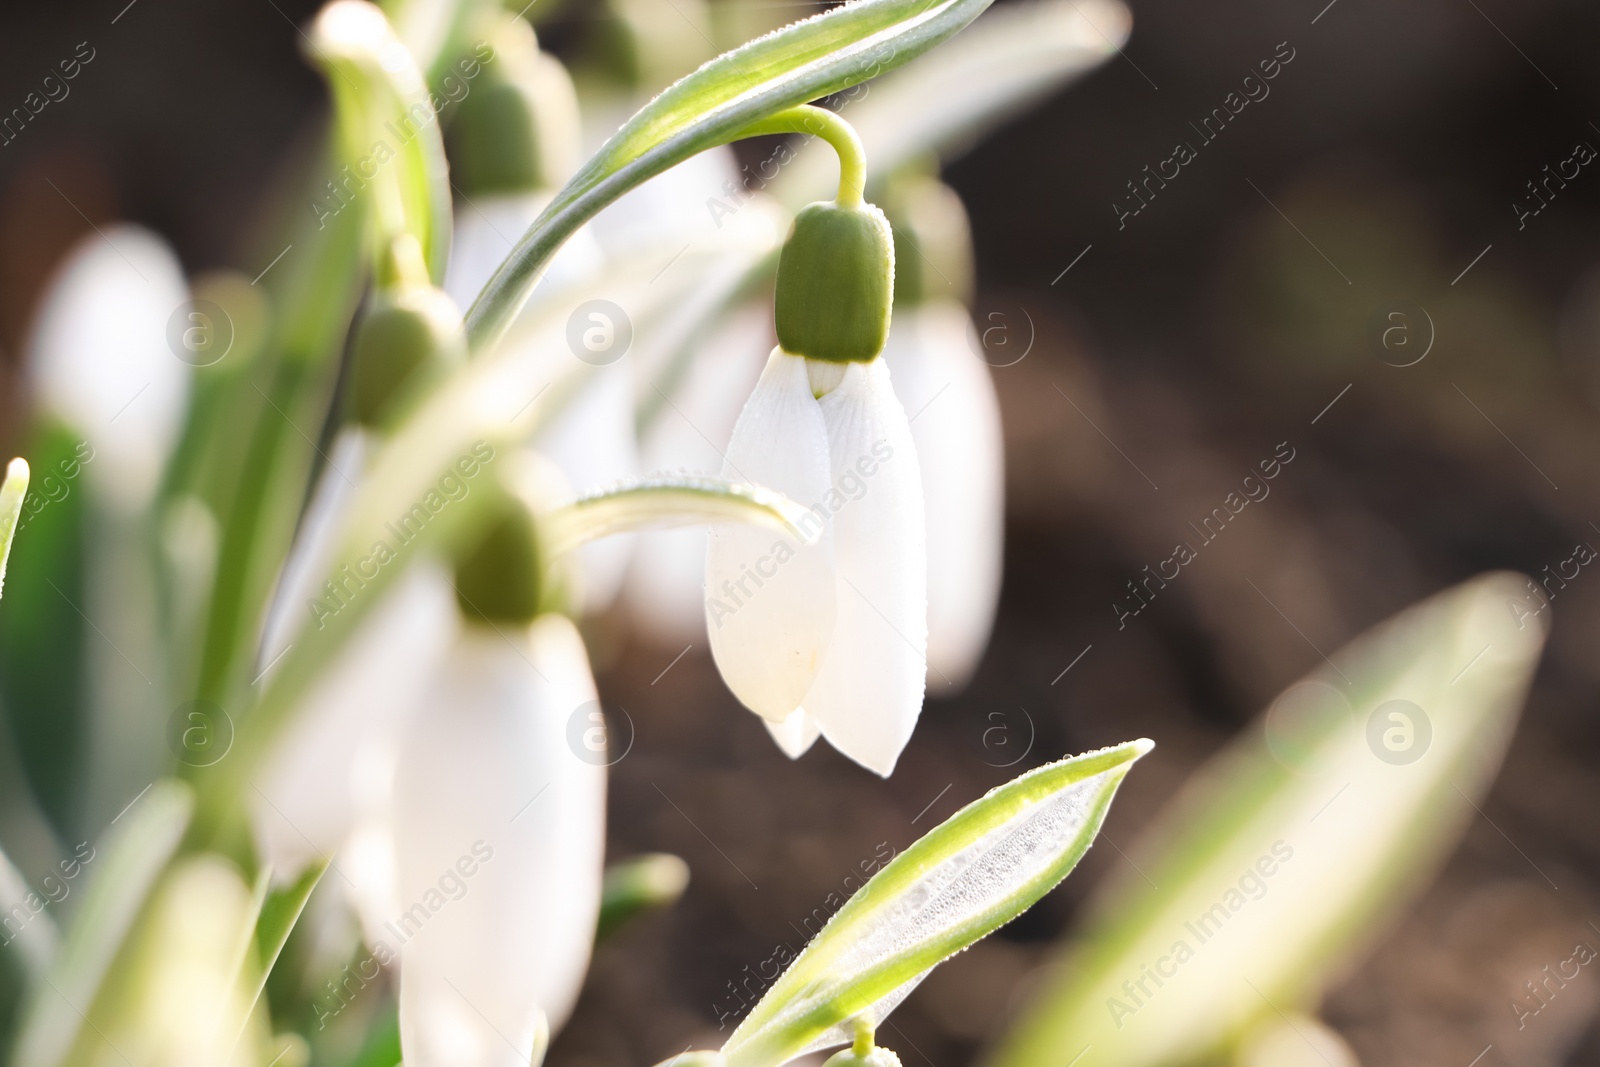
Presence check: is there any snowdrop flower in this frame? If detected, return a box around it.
[26,224,190,507]
[880,176,1003,690]
[442,15,602,315]
[444,14,633,613]
[394,475,606,1065]
[706,176,928,776]
[251,238,464,921]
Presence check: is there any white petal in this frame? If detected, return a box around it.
[624,302,771,641]
[258,429,371,671]
[26,225,190,506]
[882,302,1004,690]
[444,193,603,316]
[803,358,928,776]
[765,707,822,759]
[250,562,456,893]
[590,146,742,258]
[537,357,639,612]
[395,618,606,1067]
[706,348,836,722]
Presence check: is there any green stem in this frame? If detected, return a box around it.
[733,105,867,207]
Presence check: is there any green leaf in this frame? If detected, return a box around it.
[598,854,691,942]
[10,780,193,1067]
[465,0,1003,351]
[989,573,1549,1067]
[0,837,55,981]
[723,740,1152,1067]
[228,859,328,1054]
[309,0,454,281]
[542,475,820,558]
[777,0,1131,205]
[0,457,29,601]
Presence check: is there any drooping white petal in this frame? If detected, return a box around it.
[882,302,1004,690]
[706,348,836,722]
[803,358,927,776]
[26,224,190,506]
[624,302,771,641]
[765,707,822,759]
[395,617,606,1066]
[251,429,456,924]
[251,561,456,891]
[444,192,604,317]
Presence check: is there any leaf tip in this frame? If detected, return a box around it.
[6,457,28,484]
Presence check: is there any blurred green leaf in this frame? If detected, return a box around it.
[598,853,691,942]
[723,740,1152,1067]
[466,0,1002,352]
[10,780,193,1067]
[0,458,28,601]
[309,0,454,281]
[231,859,327,1052]
[543,476,818,558]
[989,572,1549,1067]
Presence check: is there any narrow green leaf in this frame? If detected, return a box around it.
[543,476,819,558]
[309,0,454,281]
[724,740,1153,1067]
[10,780,193,1067]
[466,0,1001,351]
[989,573,1549,1067]
[598,854,691,942]
[0,458,29,601]
[226,859,327,1055]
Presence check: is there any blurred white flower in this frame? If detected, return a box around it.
[443,191,605,319]
[882,300,1003,690]
[706,348,926,776]
[251,430,457,937]
[394,614,606,1065]
[26,224,190,506]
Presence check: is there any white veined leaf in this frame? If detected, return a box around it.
[542,475,819,557]
[778,0,1132,205]
[990,572,1549,1067]
[723,740,1152,1067]
[465,0,1002,352]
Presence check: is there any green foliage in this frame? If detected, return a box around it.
[723,741,1151,1067]
[989,573,1549,1067]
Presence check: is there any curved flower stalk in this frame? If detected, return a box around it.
[880,175,1002,691]
[706,108,927,776]
[250,239,465,918]
[392,466,605,1066]
[26,225,190,508]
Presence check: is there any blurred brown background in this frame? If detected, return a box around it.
[3,1,1600,1065]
